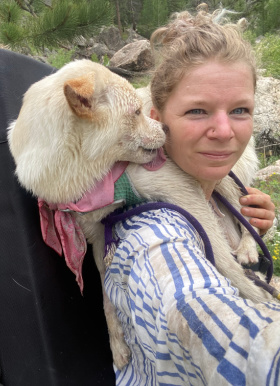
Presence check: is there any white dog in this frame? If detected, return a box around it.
[8,59,274,369]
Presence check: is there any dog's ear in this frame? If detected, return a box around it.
[64,72,95,119]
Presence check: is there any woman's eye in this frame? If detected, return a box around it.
[185,109,205,115]
[231,107,249,115]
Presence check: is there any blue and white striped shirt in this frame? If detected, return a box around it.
[105,207,280,385]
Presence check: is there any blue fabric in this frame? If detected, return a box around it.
[105,207,280,385]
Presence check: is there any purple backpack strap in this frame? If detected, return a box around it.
[102,171,276,298]
[228,170,249,196]
[102,201,215,267]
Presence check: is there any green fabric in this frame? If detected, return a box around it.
[114,171,145,206]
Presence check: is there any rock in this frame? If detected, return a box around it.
[124,28,145,44]
[254,76,280,156]
[256,160,280,180]
[74,35,88,47]
[87,43,115,59]
[97,26,125,52]
[110,40,153,72]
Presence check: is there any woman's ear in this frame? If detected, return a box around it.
[150,106,160,121]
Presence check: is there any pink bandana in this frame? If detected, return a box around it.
[39,150,166,293]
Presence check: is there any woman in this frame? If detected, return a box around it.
[105,8,279,385]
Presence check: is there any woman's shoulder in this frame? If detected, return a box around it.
[114,204,203,246]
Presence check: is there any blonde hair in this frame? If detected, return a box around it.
[150,7,256,112]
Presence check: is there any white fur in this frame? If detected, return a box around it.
[8,60,275,370]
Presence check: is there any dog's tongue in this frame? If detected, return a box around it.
[143,147,166,171]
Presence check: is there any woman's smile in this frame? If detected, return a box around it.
[199,151,233,159]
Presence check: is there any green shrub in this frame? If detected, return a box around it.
[103,53,110,66]
[47,47,75,69]
[267,231,280,277]
[91,53,110,66]
[255,173,280,214]
[258,154,279,169]
[91,52,99,63]
[255,155,280,276]
[243,30,257,46]
[255,34,280,79]
[131,74,150,89]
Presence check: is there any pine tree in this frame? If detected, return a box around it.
[138,0,168,38]
[265,0,280,33]
[0,0,114,50]
[167,0,188,15]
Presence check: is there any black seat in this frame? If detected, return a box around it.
[0,49,115,385]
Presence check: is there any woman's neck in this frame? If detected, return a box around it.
[200,180,220,201]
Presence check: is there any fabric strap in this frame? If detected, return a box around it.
[102,201,216,267]
[102,171,273,284]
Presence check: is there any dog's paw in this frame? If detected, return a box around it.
[110,333,131,369]
[235,239,259,265]
[235,226,260,266]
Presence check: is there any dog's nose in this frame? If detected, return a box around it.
[162,124,169,134]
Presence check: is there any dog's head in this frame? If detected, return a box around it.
[8,59,165,203]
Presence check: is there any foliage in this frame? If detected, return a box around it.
[91,52,99,63]
[138,0,169,38]
[167,0,187,14]
[243,29,257,46]
[266,231,280,277]
[111,0,143,31]
[255,153,280,213]
[1,0,279,56]
[131,74,151,88]
[47,47,76,69]
[0,1,22,23]
[254,154,280,277]
[249,0,280,35]
[258,154,279,170]
[103,54,110,66]
[0,0,114,51]
[265,0,280,32]
[255,34,280,79]
[137,0,187,38]
[255,174,280,215]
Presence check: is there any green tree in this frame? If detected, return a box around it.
[109,0,144,32]
[111,0,122,33]
[126,0,143,30]
[167,0,187,14]
[255,34,280,79]
[238,0,280,35]
[138,0,169,37]
[0,0,114,50]
[264,0,280,33]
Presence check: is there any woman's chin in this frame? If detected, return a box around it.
[195,166,234,186]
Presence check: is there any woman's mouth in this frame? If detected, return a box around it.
[200,152,233,160]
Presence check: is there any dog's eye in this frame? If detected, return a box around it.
[135,109,141,116]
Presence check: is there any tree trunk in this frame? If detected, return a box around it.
[115,0,122,34]
[129,0,137,31]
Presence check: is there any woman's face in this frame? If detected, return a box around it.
[151,60,254,198]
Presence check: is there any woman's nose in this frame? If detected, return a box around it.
[207,111,234,141]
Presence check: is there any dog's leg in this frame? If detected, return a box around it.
[234,226,259,265]
[215,175,260,266]
[92,225,131,369]
[99,270,131,369]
